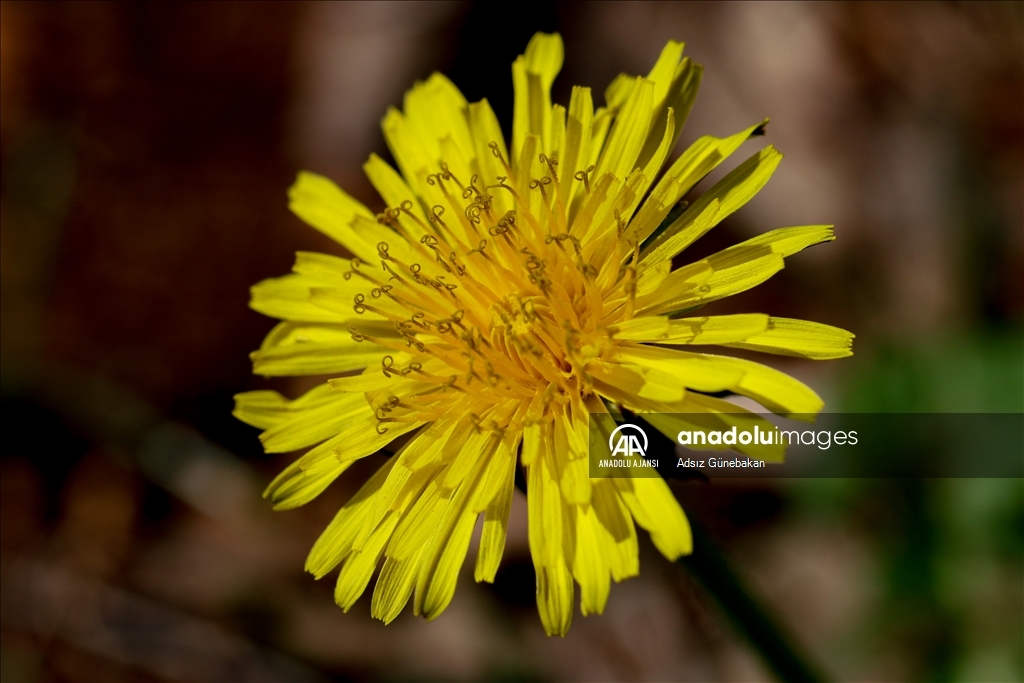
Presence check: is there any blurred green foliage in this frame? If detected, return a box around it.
[789,331,1023,682]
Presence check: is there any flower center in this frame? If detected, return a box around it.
[347,151,636,433]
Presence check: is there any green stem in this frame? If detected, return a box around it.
[679,518,827,683]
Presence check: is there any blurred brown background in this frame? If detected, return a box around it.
[1,2,1021,682]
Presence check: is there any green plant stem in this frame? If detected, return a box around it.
[679,518,827,683]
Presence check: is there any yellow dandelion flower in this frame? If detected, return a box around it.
[235,33,853,636]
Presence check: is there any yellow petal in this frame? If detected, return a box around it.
[595,77,654,182]
[327,367,409,393]
[626,107,676,220]
[633,44,703,177]
[306,285,405,322]
[590,361,687,403]
[467,98,512,214]
[609,316,670,341]
[615,344,823,417]
[652,56,702,157]
[292,250,353,281]
[573,504,612,616]
[582,399,641,581]
[233,384,333,431]
[610,344,745,393]
[363,153,430,239]
[630,119,767,245]
[635,258,671,298]
[617,476,692,560]
[287,171,377,262]
[441,428,499,492]
[642,395,785,462]
[371,549,423,624]
[645,226,834,313]
[258,389,369,454]
[640,145,783,264]
[264,417,422,510]
[386,478,447,561]
[512,32,564,160]
[251,273,349,323]
[232,389,285,429]
[549,103,566,168]
[250,322,389,377]
[604,73,634,110]
[402,73,472,179]
[719,317,854,359]
[335,512,400,611]
[587,106,615,168]
[637,246,782,316]
[471,427,522,513]
[473,431,519,583]
[744,224,836,256]
[697,350,825,416]
[552,402,591,505]
[406,415,472,470]
[634,313,771,344]
[305,457,396,578]
[527,453,574,637]
[265,458,354,512]
[568,171,616,241]
[645,41,686,116]
[381,107,433,195]
[559,86,594,222]
[351,425,451,552]
[515,134,540,220]
[577,169,647,245]
[520,417,547,468]
[592,480,639,581]
[415,456,489,620]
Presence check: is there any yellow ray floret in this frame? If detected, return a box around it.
[236,31,853,636]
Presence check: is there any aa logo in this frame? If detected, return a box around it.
[608,424,648,458]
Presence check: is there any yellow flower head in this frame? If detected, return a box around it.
[235,33,853,636]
